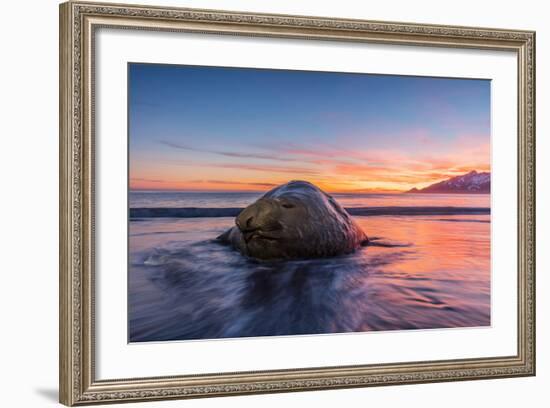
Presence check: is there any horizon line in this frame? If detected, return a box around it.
[128,188,407,194]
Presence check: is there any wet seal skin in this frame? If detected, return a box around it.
[217,180,369,260]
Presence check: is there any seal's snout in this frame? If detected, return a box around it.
[236,199,270,230]
[236,199,282,242]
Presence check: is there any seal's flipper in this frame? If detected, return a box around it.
[216,228,232,242]
[360,237,370,247]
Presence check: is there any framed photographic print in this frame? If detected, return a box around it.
[59,1,536,405]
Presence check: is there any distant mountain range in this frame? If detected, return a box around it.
[407,170,490,194]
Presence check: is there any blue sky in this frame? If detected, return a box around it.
[128,63,490,192]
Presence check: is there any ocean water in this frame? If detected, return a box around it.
[128,192,490,342]
[130,190,490,209]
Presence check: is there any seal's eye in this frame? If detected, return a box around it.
[281,203,295,209]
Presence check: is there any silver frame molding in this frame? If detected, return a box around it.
[59,1,535,405]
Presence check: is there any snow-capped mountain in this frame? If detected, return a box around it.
[407,170,490,194]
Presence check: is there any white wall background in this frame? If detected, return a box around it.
[0,0,546,407]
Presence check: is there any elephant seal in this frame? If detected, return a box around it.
[217,180,368,260]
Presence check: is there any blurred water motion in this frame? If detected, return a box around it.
[129,214,490,342]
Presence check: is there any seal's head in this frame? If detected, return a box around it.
[218,181,368,260]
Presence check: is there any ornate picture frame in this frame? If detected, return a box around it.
[59,1,535,405]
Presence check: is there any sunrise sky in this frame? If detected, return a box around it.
[129,63,490,193]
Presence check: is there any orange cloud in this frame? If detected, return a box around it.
[131,134,490,193]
